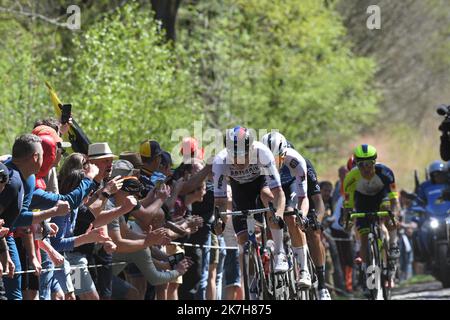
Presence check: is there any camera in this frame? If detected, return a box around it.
[437,105,450,161]
[168,252,185,269]
[437,104,450,117]
[61,104,72,125]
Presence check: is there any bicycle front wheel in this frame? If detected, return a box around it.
[367,236,383,300]
[242,242,266,300]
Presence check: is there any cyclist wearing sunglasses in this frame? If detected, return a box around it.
[342,144,400,294]
[262,133,332,300]
[213,126,288,273]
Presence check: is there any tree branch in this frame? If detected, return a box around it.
[0,6,67,28]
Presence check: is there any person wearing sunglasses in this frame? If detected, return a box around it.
[261,132,332,300]
[342,144,400,296]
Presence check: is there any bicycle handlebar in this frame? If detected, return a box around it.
[350,211,391,219]
[219,207,274,216]
[346,210,396,230]
[213,202,284,231]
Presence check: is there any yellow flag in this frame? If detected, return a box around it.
[45,81,62,118]
[44,81,91,154]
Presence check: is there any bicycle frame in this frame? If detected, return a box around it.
[215,206,276,300]
[350,210,394,300]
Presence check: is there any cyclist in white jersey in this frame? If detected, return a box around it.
[213,126,288,273]
[262,132,332,300]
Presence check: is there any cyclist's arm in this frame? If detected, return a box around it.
[298,196,309,218]
[290,155,309,216]
[271,186,286,217]
[263,153,285,216]
[311,194,325,221]
[383,166,400,217]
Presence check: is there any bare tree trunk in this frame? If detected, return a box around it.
[150,0,182,42]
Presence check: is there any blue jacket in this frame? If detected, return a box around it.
[0,160,35,229]
[50,208,79,252]
[32,178,97,252]
[417,180,450,217]
[30,178,96,211]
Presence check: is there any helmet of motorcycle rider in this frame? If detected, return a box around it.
[429,160,446,175]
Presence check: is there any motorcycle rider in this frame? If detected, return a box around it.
[417,161,449,207]
[413,161,450,268]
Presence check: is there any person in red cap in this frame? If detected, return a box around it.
[22,126,99,300]
[180,137,205,163]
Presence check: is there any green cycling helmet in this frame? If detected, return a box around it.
[354,144,377,161]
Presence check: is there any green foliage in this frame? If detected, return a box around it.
[0,18,51,154]
[51,4,201,154]
[1,0,379,168]
[178,0,380,163]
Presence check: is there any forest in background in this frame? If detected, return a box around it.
[0,0,447,190]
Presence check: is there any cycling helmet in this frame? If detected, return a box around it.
[224,126,254,156]
[428,160,446,175]
[353,144,377,161]
[261,132,288,157]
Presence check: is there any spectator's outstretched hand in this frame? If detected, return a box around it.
[186,215,203,229]
[48,222,59,237]
[155,184,171,202]
[54,200,71,217]
[3,253,15,278]
[59,117,73,135]
[48,248,65,267]
[121,195,138,213]
[145,225,171,246]
[84,224,111,243]
[103,240,117,254]
[30,256,42,276]
[175,257,193,275]
[104,176,123,195]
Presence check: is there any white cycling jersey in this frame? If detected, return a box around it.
[282,147,308,198]
[212,141,281,198]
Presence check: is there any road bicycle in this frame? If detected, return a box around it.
[214,204,278,300]
[347,210,396,300]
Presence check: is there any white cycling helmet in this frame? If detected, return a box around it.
[261,132,288,157]
[224,126,254,157]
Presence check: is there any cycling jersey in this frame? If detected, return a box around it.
[343,163,398,212]
[281,157,320,210]
[282,148,308,198]
[212,141,281,198]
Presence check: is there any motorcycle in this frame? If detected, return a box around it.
[405,190,450,287]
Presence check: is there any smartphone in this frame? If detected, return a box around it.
[61,104,72,125]
[154,179,164,190]
[164,175,174,185]
[168,252,185,269]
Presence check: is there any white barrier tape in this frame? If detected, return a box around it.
[326,237,354,242]
[1,237,354,277]
[1,261,127,276]
[170,241,239,250]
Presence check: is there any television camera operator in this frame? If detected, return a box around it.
[437,105,450,200]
